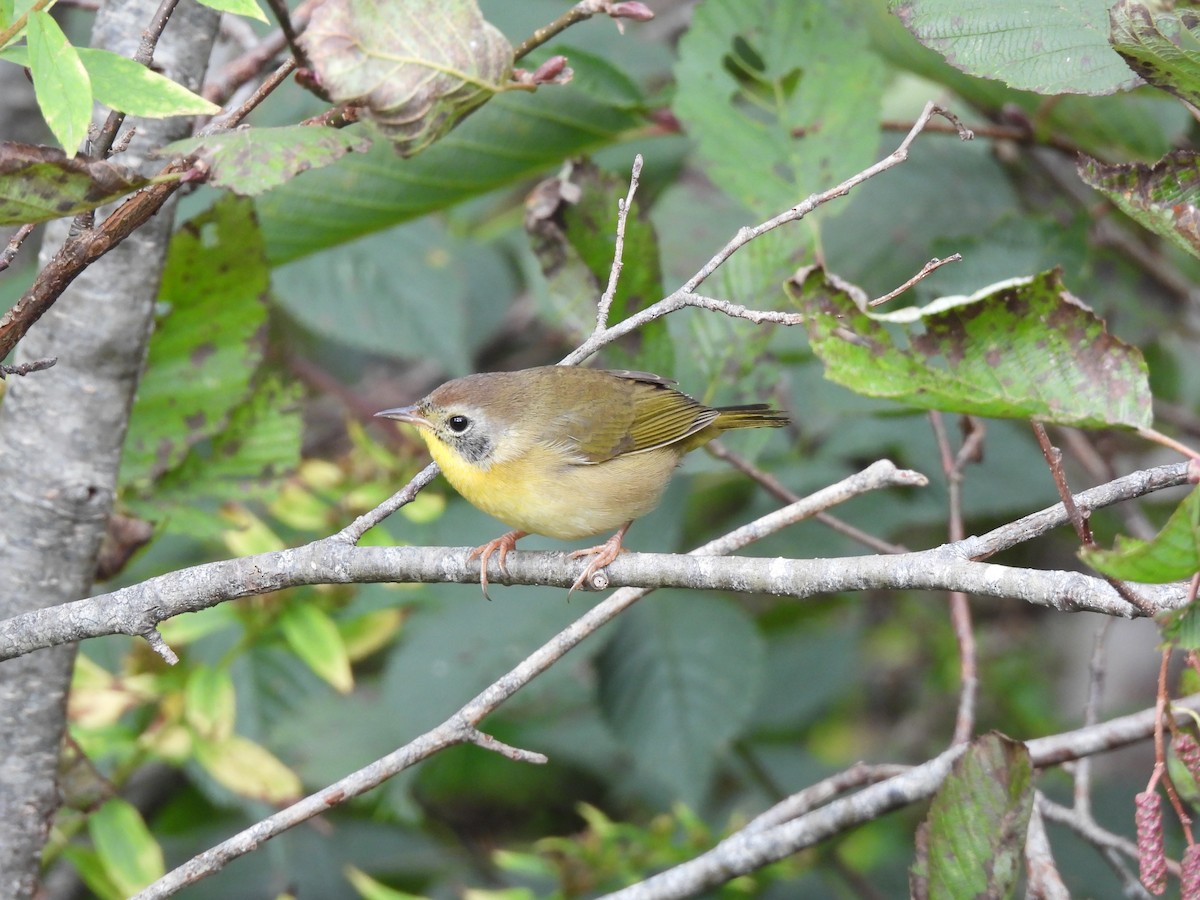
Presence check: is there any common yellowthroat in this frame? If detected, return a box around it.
[376,366,788,595]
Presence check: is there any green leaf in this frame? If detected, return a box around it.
[255,52,647,263]
[892,0,1140,96]
[1082,486,1200,582]
[915,733,1033,899]
[121,195,269,486]
[157,125,373,195]
[301,0,512,155]
[184,665,237,741]
[1078,150,1200,260]
[26,11,92,152]
[673,0,883,218]
[595,593,765,805]
[279,602,354,693]
[193,734,303,803]
[88,798,166,896]
[789,267,1153,429]
[196,0,267,23]
[0,141,152,225]
[1109,0,1200,107]
[76,47,220,117]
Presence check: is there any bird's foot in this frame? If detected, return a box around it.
[567,523,631,597]
[467,530,527,599]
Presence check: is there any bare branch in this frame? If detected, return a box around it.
[593,154,642,328]
[561,101,973,366]
[600,696,1200,900]
[869,254,962,307]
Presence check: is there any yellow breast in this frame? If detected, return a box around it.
[422,431,681,540]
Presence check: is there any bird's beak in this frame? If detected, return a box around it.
[375,404,432,429]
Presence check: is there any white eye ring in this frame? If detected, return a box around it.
[448,415,471,433]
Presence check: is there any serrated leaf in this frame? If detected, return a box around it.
[789,267,1153,429]
[121,194,269,486]
[184,665,237,741]
[1110,0,1200,107]
[892,0,1140,96]
[1082,486,1200,582]
[301,0,512,156]
[76,47,220,117]
[26,11,92,152]
[596,593,765,805]
[1079,150,1200,260]
[673,0,883,217]
[256,52,647,263]
[917,733,1033,899]
[157,125,373,195]
[193,734,302,803]
[196,0,267,23]
[0,141,152,225]
[279,603,354,693]
[88,798,166,896]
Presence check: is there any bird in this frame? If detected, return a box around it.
[376,365,788,596]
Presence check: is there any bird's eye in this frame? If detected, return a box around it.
[447,415,471,433]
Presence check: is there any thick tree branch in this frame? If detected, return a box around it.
[0,461,1192,661]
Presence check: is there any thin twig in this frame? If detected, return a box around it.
[1032,422,1156,616]
[1073,619,1112,817]
[869,254,962,307]
[594,154,642,328]
[705,441,908,555]
[561,102,973,367]
[88,0,184,160]
[0,357,57,378]
[512,0,621,61]
[1138,425,1200,461]
[929,412,979,746]
[0,223,35,272]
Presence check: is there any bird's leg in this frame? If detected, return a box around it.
[467,530,527,600]
[568,521,632,597]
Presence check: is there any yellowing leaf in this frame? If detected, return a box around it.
[301,0,512,155]
[184,665,237,741]
[194,735,302,803]
[279,602,354,693]
[89,798,165,896]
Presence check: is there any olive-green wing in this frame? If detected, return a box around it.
[545,371,716,464]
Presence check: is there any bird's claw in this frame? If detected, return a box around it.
[468,530,526,599]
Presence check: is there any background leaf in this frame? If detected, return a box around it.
[121,194,270,486]
[596,593,766,806]
[892,0,1140,95]
[917,733,1033,899]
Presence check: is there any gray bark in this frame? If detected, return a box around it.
[0,1,218,895]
